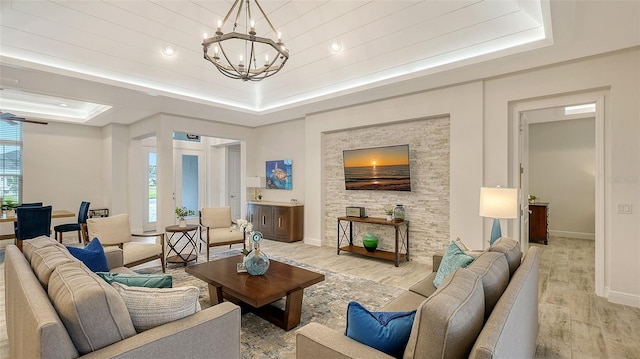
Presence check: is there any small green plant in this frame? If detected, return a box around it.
[528,194,537,203]
[2,199,18,211]
[384,208,394,215]
[175,206,195,220]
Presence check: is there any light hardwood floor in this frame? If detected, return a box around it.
[1,236,639,358]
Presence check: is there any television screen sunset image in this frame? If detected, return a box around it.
[343,144,411,191]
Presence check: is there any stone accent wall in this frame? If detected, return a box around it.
[323,117,450,264]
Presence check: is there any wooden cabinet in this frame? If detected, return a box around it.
[529,203,549,245]
[247,202,303,242]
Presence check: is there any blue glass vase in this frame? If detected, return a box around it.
[244,244,270,275]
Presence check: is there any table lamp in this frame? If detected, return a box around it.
[246,176,266,201]
[479,186,519,245]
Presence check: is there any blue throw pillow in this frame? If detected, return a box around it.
[67,238,110,272]
[433,240,474,287]
[345,301,416,358]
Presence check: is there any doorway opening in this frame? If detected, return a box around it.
[511,92,605,297]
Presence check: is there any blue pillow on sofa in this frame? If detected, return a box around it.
[67,238,110,272]
[433,240,474,288]
[345,301,416,358]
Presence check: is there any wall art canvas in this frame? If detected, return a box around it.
[266,159,292,190]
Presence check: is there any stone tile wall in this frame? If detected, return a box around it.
[323,117,450,264]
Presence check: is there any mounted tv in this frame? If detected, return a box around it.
[343,144,411,191]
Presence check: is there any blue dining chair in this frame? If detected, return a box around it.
[54,201,90,244]
[13,202,44,235]
[15,205,52,251]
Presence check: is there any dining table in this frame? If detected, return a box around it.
[0,209,75,223]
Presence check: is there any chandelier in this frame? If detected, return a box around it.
[202,0,289,82]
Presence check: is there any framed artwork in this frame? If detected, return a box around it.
[266,159,292,190]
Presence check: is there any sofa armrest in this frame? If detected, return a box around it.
[296,323,394,359]
[81,302,241,359]
[103,246,125,269]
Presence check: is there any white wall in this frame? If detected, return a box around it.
[529,118,596,239]
[17,121,104,238]
[484,49,639,307]
[253,119,306,204]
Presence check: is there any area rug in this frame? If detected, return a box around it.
[137,249,405,359]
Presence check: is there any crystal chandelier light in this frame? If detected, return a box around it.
[202,0,289,82]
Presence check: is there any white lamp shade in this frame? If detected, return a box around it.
[246,176,266,188]
[479,187,518,219]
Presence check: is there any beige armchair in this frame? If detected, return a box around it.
[199,207,246,261]
[86,213,165,272]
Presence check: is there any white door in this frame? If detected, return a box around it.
[174,149,205,225]
[228,146,241,221]
[519,113,530,252]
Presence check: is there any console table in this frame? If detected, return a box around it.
[337,216,409,267]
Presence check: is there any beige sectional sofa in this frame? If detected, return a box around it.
[296,237,540,359]
[5,236,241,359]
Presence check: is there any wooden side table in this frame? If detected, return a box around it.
[336,216,410,267]
[165,224,199,266]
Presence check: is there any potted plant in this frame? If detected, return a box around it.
[528,195,537,204]
[3,199,18,216]
[384,208,394,221]
[175,206,195,227]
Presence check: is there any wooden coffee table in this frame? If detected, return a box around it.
[185,255,325,330]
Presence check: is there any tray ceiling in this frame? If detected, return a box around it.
[1,0,552,125]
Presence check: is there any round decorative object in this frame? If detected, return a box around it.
[393,204,405,221]
[362,232,379,252]
[245,231,269,275]
[244,248,270,275]
[251,231,264,243]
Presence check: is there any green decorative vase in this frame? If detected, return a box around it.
[362,233,379,252]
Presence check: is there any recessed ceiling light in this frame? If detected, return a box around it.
[162,45,175,56]
[330,42,342,53]
[59,103,68,107]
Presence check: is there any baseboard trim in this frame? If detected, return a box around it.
[549,230,595,240]
[608,289,640,309]
[304,237,322,247]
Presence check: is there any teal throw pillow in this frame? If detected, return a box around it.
[67,238,109,272]
[96,272,173,288]
[433,241,474,288]
[345,301,416,358]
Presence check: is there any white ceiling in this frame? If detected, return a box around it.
[0,0,638,127]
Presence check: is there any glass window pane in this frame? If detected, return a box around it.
[148,152,157,222]
[181,154,198,217]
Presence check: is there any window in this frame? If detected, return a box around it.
[0,121,22,206]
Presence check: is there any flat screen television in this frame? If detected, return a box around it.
[343,144,411,191]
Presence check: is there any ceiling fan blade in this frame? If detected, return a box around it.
[7,117,48,125]
[0,112,16,120]
[0,112,48,125]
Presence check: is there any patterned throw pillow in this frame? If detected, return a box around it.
[112,282,201,332]
[433,241,475,288]
[345,301,416,358]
